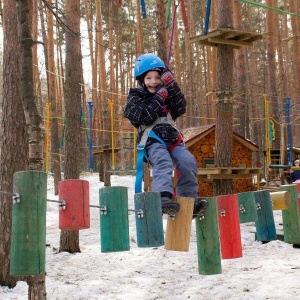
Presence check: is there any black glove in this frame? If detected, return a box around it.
[161,68,175,88]
[155,84,168,102]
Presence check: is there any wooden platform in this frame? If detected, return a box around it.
[198,167,260,180]
[190,28,263,49]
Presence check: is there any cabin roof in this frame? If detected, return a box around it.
[181,124,259,152]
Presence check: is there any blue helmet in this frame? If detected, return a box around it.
[134,53,165,79]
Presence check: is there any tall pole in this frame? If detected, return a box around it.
[109,100,115,170]
[264,94,271,167]
[88,101,93,172]
[286,97,292,165]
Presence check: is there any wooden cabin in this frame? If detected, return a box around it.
[181,124,260,197]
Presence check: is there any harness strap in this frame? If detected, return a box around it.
[135,131,167,193]
[135,118,182,193]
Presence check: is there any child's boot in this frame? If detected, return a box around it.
[160,192,180,215]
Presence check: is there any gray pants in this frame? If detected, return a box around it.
[146,142,198,199]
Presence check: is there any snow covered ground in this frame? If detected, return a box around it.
[1,174,300,300]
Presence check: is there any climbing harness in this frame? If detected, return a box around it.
[135,114,182,193]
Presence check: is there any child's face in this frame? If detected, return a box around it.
[143,70,162,93]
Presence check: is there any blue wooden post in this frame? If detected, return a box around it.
[141,0,147,18]
[253,190,276,242]
[134,192,164,247]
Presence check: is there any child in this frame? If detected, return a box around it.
[123,53,208,217]
[290,159,300,182]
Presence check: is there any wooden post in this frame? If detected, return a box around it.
[253,190,276,242]
[279,184,300,245]
[99,186,130,252]
[10,171,47,276]
[196,197,222,275]
[164,196,194,251]
[134,192,164,247]
[270,191,291,210]
[237,191,258,223]
[58,179,90,230]
[217,194,242,259]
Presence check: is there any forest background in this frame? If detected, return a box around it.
[2,0,300,179]
[1,0,300,299]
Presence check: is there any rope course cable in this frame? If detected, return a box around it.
[239,0,300,18]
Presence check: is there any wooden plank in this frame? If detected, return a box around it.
[93,147,122,154]
[206,174,252,179]
[221,31,238,39]
[232,169,250,174]
[209,37,252,47]
[249,35,264,43]
[198,169,222,175]
[198,40,225,48]
[237,33,253,41]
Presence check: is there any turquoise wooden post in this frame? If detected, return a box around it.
[196,197,222,275]
[253,190,276,242]
[134,192,164,247]
[10,171,47,276]
[99,186,130,252]
[237,191,258,223]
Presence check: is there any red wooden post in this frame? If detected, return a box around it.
[59,179,90,230]
[217,194,242,259]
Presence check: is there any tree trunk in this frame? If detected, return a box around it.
[17,0,43,171]
[60,0,82,253]
[233,0,249,138]
[213,0,234,196]
[0,0,27,288]
[156,0,167,61]
[40,0,61,194]
[16,0,47,298]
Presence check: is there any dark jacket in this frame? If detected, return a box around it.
[291,169,300,182]
[123,81,186,145]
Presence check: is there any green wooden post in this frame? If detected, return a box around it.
[10,171,47,276]
[134,192,164,247]
[99,186,130,252]
[279,184,300,245]
[195,197,222,275]
[237,191,258,223]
